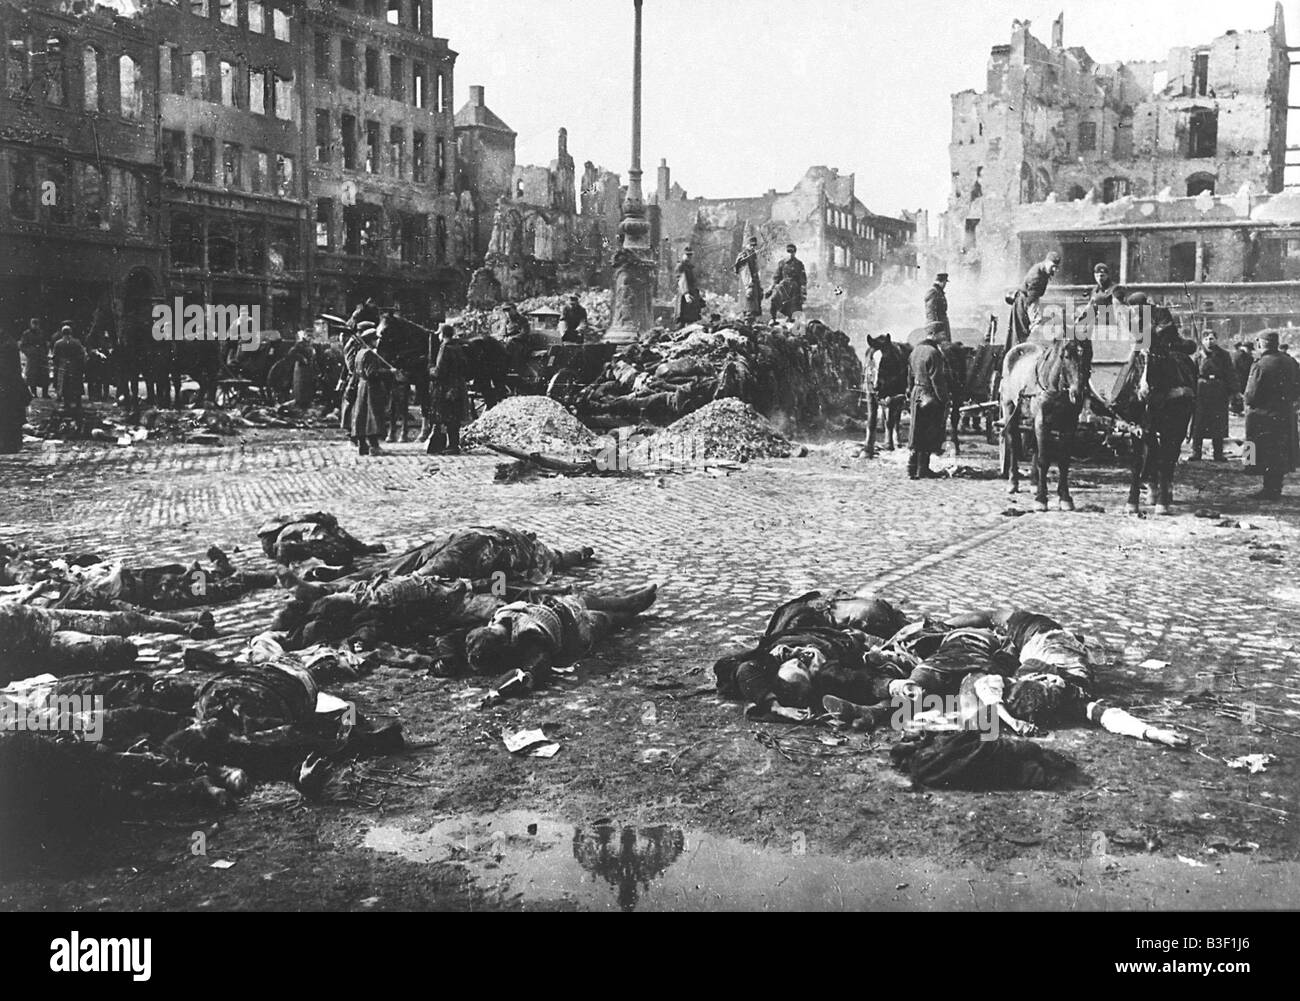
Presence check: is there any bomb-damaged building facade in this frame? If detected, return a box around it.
[655,163,919,313]
[937,6,1298,338]
[0,0,163,340]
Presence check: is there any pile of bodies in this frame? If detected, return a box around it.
[715,590,1188,790]
[1,522,658,852]
[573,319,863,429]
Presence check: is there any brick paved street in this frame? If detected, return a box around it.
[3,427,1299,910]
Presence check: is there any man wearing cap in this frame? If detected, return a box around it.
[734,236,763,319]
[51,325,86,414]
[768,244,807,322]
[427,323,469,456]
[1075,263,1127,329]
[1243,330,1300,500]
[1007,251,1061,349]
[924,273,951,342]
[1190,328,1238,462]
[675,247,703,328]
[561,295,588,345]
[906,327,950,480]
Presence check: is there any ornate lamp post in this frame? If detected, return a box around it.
[605,0,653,344]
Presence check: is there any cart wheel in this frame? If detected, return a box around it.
[546,368,579,403]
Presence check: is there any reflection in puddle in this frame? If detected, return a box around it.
[573,824,685,911]
[363,812,1297,911]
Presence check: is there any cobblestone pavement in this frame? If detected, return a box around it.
[3,425,1299,910]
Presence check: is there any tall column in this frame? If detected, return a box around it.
[605,0,653,344]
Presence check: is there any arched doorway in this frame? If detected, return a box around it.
[1187,172,1216,197]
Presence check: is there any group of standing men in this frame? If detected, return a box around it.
[672,242,809,327]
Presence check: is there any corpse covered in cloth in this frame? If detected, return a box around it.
[384,525,593,583]
[258,512,387,577]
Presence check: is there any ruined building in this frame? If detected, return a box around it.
[1,0,162,336]
[140,0,307,335]
[656,164,918,311]
[454,86,626,301]
[304,0,460,322]
[940,8,1298,336]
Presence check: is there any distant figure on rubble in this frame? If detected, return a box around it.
[734,236,764,319]
[768,244,807,322]
[427,324,469,457]
[561,294,588,344]
[51,326,86,415]
[1244,330,1300,500]
[501,303,537,376]
[0,325,30,453]
[924,273,951,342]
[675,246,703,328]
[1007,251,1061,350]
[907,327,950,480]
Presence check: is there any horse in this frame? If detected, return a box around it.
[1108,325,1197,516]
[864,334,908,455]
[938,341,971,456]
[374,313,431,442]
[461,334,512,416]
[999,336,1093,511]
[962,343,1004,441]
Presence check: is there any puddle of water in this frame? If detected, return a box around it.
[363,812,1300,911]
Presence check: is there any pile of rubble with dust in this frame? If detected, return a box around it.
[462,395,600,458]
[647,398,793,463]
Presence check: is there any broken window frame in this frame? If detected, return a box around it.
[222,141,242,189]
[83,45,101,112]
[315,109,332,163]
[412,130,426,183]
[192,135,215,184]
[119,54,142,119]
[249,68,266,115]
[389,55,404,100]
[316,197,334,249]
[365,120,380,174]
[163,129,188,181]
[275,153,294,198]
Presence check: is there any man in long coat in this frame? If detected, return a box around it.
[1007,252,1061,349]
[1190,329,1238,461]
[19,317,49,399]
[675,247,703,327]
[734,237,763,319]
[348,326,391,456]
[285,332,317,409]
[51,325,86,413]
[1244,331,1300,500]
[906,330,950,480]
[924,273,951,341]
[427,324,469,456]
[0,325,31,453]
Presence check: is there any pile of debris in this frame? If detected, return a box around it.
[647,398,792,462]
[516,289,612,331]
[463,395,600,458]
[573,318,862,433]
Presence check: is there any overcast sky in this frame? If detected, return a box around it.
[438,0,1297,218]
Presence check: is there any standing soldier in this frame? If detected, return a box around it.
[675,246,703,327]
[906,327,950,480]
[84,325,113,402]
[19,317,49,400]
[924,273,951,342]
[1007,251,1061,349]
[427,323,469,456]
[768,244,808,322]
[348,325,393,457]
[561,294,588,344]
[1190,328,1238,462]
[734,236,763,319]
[1243,331,1299,500]
[51,325,86,415]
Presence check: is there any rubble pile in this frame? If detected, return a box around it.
[573,319,862,432]
[516,289,612,331]
[648,398,792,462]
[463,395,600,457]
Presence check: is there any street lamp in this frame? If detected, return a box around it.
[605,0,653,344]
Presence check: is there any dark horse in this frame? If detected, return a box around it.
[962,342,1004,441]
[374,314,432,442]
[1000,336,1093,511]
[865,334,908,455]
[938,341,971,456]
[1108,322,1197,516]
